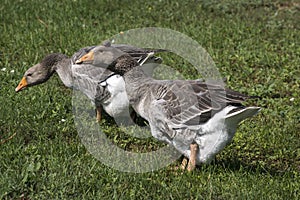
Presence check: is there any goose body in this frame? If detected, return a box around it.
[96,74,129,117]
[77,45,261,170]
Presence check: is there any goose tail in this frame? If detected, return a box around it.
[225,106,261,127]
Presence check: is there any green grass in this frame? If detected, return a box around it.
[0,0,299,199]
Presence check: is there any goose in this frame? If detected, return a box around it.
[76,45,261,171]
[15,43,164,122]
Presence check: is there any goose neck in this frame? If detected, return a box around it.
[54,58,73,88]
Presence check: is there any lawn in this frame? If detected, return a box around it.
[0,0,299,199]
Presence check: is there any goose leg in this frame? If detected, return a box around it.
[181,157,188,170]
[187,143,198,171]
[96,106,102,122]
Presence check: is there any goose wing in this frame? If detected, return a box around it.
[111,44,166,63]
[149,80,252,130]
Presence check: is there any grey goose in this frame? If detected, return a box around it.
[76,45,261,171]
[15,43,164,122]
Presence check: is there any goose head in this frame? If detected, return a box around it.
[15,53,68,92]
[75,45,127,67]
[75,45,138,75]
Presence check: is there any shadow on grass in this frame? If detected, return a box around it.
[204,157,298,177]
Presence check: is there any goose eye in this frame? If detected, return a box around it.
[27,73,33,77]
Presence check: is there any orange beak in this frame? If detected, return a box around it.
[15,77,27,92]
[75,51,94,64]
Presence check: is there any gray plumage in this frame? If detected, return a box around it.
[81,46,261,166]
[16,44,164,118]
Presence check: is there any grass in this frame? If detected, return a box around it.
[0,0,299,199]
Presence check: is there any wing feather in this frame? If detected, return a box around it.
[150,80,253,132]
